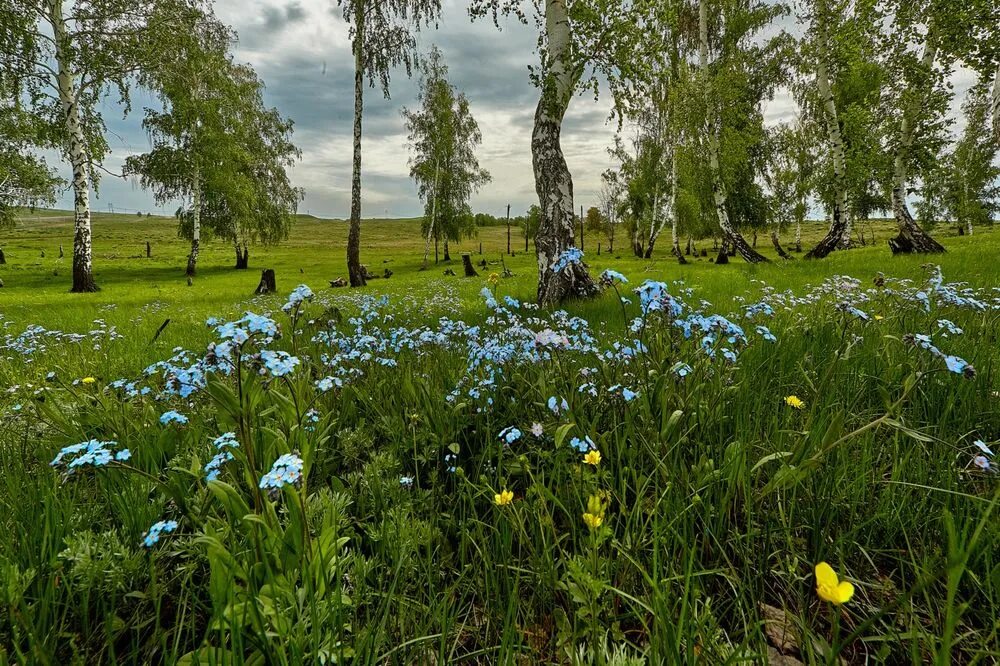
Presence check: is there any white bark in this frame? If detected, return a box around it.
[533,0,596,304]
[187,164,201,276]
[816,12,847,230]
[422,160,439,269]
[51,0,95,291]
[991,64,1000,145]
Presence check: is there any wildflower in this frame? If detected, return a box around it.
[874,315,885,321]
[260,350,300,377]
[548,396,569,415]
[159,410,189,426]
[494,489,514,506]
[530,422,544,437]
[81,376,96,385]
[583,512,603,529]
[551,247,584,273]
[973,440,993,456]
[259,453,305,497]
[599,269,628,285]
[785,395,805,410]
[142,519,179,548]
[400,475,414,488]
[281,284,314,313]
[582,493,606,531]
[51,439,129,472]
[583,450,601,466]
[499,426,522,445]
[570,436,595,453]
[487,273,500,285]
[973,455,990,470]
[815,562,855,605]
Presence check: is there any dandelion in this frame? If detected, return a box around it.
[583,450,601,466]
[815,562,855,605]
[785,395,805,410]
[81,376,96,385]
[487,273,500,285]
[494,489,514,506]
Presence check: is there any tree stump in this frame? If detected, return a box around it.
[146,241,152,257]
[383,268,393,279]
[255,269,276,295]
[443,268,456,276]
[329,277,348,287]
[462,253,479,277]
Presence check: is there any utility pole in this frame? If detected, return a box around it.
[506,203,511,255]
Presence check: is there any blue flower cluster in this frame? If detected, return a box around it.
[259,453,304,496]
[260,350,300,377]
[907,332,975,378]
[142,519,178,547]
[499,426,522,445]
[204,432,239,481]
[51,440,131,472]
[282,284,315,313]
[551,247,584,273]
[160,410,189,426]
[570,436,595,453]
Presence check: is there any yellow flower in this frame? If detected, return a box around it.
[494,489,514,506]
[582,512,603,530]
[487,273,500,285]
[785,395,805,409]
[583,450,601,466]
[81,377,96,385]
[815,562,855,605]
[874,315,884,321]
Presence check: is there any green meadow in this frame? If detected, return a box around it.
[1,213,998,664]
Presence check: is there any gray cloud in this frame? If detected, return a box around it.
[48,1,986,222]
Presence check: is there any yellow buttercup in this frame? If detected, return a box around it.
[494,489,514,506]
[815,562,854,605]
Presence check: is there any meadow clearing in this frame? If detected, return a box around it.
[1,212,999,664]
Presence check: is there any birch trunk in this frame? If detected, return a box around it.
[669,146,685,263]
[889,40,945,253]
[840,209,852,248]
[771,228,792,259]
[991,64,999,145]
[804,0,849,259]
[51,0,97,292]
[533,0,597,305]
[699,0,766,263]
[186,164,200,277]
[421,161,439,270]
[644,184,660,259]
[346,0,367,286]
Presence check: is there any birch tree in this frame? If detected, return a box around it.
[470,0,662,305]
[0,96,61,228]
[695,0,787,264]
[0,0,205,291]
[337,0,440,287]
[403,46,490,271]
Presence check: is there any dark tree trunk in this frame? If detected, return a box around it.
[752,231,757,248]
[685,237,692,256]
[443,238,450,261]
[715,239,730,264]
[254,269,276,295]
[890,191,945,254]
[346,2,367,288]
[234,243,249,269]
[805,203,847,259]
[146,241,151,258]
[186,237,199,277]
[0,248,5,264]
[771,230,793,260]
[461,253,478,277]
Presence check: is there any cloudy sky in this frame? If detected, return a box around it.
[55,0,980,219]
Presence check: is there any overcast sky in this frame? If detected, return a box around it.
[53,0,980,219]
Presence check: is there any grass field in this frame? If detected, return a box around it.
[1,212,998,664]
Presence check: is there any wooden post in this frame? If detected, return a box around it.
[146,241,151,258]
[461,253,479,277]
[579,205,584,251]
[598,242,601,256]
[506,204,511,256]
[479,242,482,255]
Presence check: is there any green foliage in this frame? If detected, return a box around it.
[0,99,62,228]
[123,11,301,250]
[403,46,490,246]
